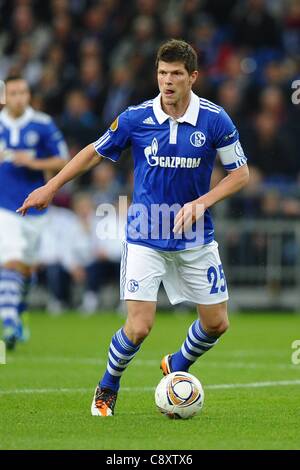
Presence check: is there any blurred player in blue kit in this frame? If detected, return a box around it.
[0,76,69,349]
[18,40,249,415]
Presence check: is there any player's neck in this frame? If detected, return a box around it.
[6,108,26,120]
[161,93,191,120]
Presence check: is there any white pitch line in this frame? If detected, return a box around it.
[0,380,300,396]
[206,379,300,389]
[6,356,300,370]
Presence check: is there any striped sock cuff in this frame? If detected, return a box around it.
[0,269,26,322]
[193,320,219,343]
[0,269,25,286]
[100,328,142,390]
[0,269,25,308]
[107,329,140,376]
[180,320,219,364]
[115,328,140,352]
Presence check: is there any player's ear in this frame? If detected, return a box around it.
[190,71,198,85]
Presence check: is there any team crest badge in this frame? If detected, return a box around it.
[127,279,139,293]
[234,141,245,157]
[190,131,206,147]
[25,131,39,146]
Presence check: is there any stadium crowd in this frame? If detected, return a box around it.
[1,0,300,311]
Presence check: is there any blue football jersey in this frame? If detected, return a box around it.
[0,106,68,215]
[93,92,247,251]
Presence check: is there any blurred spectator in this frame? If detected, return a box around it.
[217,79,246,128]
[37,65,64,116]
[192,14,224,69]
[233,0,282,50]
[39,204,92,313]
[59,89,100,146]
[39,193,125,314]
[78,57,107,111]
[51,12,78,65]
[81,198,127,314]
[44,43,76,88]
[101,66,135,127]
[111,15,158,69]
[80,37,102,63]
[259,85,286,120]
[3,38,43,87]
[162,15,184,40]
[5,4,52,59]
[245,111,298,181]
[135,0,162,33]
[283,0,300,58]
[89,161,123,207]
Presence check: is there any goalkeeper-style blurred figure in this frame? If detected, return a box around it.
[0,76,69,349]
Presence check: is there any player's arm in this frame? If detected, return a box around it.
[17,144,102,215]
[198,163,249,208]
[13,152,67,171]
[173,164,249,233]
[17,111,131,215]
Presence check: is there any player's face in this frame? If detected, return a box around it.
[5,79,30,116]
[157,61,198,106]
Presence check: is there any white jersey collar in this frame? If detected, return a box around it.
[0,106,34,129]
[153,91,199,126]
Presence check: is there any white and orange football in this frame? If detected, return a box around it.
[155,371,204,419]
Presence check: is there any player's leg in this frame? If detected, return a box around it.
[0,210,46,348]
[197,301,229,337]
[161,241,229,374]
[0,209,29,348]
[91,241,165,416]
[91,300,157,417]
[0,260,32,347]
[167,301,228,372]
[101,299,156,389]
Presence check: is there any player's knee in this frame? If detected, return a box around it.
[3,261,30,275]
[206,318,229,337]
[217,318,230,336]
[131,323,152,344]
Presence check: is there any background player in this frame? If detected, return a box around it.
[0,75,69,349]
[17,40,249,415]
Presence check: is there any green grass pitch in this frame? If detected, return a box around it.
[0,311,300,450]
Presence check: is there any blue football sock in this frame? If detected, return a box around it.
[0,269,25,328]
[100,328,141,392]
[171,319,219,372]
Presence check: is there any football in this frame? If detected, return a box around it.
[155,371,204,419]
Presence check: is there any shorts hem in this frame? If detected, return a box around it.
[170,295,229,306]
[122,295,158,302]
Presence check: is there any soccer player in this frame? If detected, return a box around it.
[0,75,69,349]
[17,40,249,415]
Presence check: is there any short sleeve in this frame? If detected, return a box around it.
[213,108,247,171]
[93,109,131,162]
[42,120,69,159]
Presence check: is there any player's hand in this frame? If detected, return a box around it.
[97,250,109,261]
[13,151,35,168]
[0,149,14,162]
[71,266,86,284]
[173,199,205,234]
[16,185,55,216]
